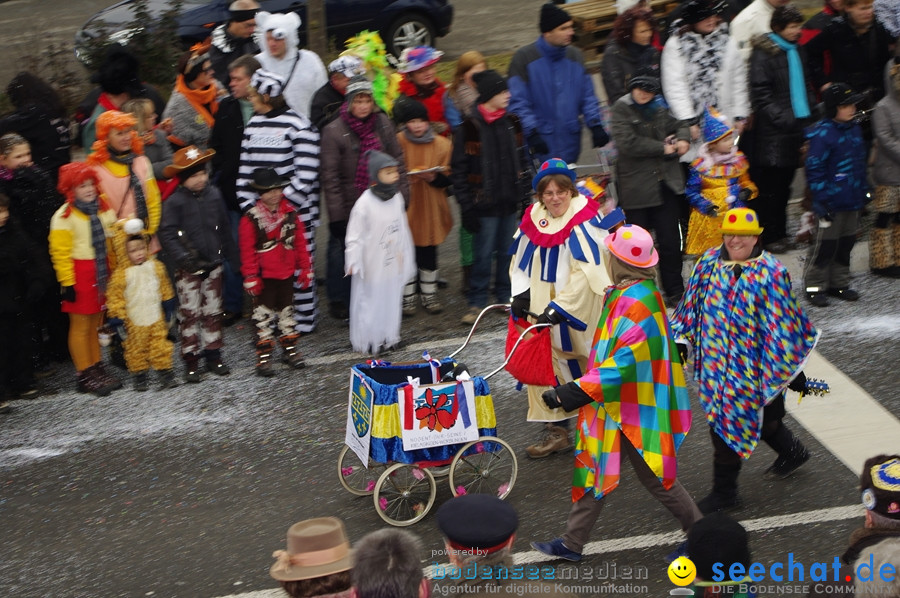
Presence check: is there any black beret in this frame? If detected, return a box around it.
[436,495,518,552]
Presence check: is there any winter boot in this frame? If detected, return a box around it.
[76,365,112,397]
[402,278,418,317]
[764,423,810,478]
[184,353,202,383]
[525,424,573,459]
[256,340,277,377]
[870,226,893,274]
[278,335,306,370]
[94,362,122,392]
[418,269,444,314]
[697,462,743,514]
[133,371,150,392]
[204,348,231,375]
[157,369,178,390]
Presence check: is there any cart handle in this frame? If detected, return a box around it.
[484,321,552,380]
[448,304,511,359]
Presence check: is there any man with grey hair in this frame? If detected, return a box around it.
[352,529,428,598]
[209,0,261,87]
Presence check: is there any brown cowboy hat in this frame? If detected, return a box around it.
[162,145,216,179]
[269,517,353,581]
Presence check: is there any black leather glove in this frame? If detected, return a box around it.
[542,389,561,409]
[527,132,549,156]
[536,306,562,325]
[591,125,610,148]
[61,285,76,303]
[555,381,596,411]
[179,256,202,274]
[510,293,530,319]
[461,210,481,233]
[788,371,808,393]
[676,342,689,364]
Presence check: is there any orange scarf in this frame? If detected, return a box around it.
[174,75,219,128]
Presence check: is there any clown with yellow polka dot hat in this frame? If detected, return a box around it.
[669,205,818,515]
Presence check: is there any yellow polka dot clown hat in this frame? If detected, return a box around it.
[720,208,763,236]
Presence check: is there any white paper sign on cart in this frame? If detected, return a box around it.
[344,369,373,466]
[398,380,479,451]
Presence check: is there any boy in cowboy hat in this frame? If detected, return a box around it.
[270,517,354,598]
[670,208,817,514]
[239,167,313,376]
[158,145,240,383]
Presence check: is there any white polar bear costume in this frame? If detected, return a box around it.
[254,11,328,118]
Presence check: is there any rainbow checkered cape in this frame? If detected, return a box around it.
[572,279,692,502]
[670,249,818,458]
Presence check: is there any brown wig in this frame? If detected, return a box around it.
[612,7,657,45]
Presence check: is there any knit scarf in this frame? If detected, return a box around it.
[403,127,435,144]
[678,24,729,116]
[478,104,506,124]
[767,33,811,119]
[174,74,219,128]
[108,149,149,223]
[74,199,108,292]
[340,103,382,197]
[0,166,12,181]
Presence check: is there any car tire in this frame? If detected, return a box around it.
[385,13,435,57]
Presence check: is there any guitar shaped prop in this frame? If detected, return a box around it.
[798,378,830,404]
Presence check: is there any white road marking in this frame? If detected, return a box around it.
[788,350,900,474]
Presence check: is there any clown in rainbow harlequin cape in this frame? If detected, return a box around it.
[545,225,695,502]
[531,224,701,561]
[670,209,819,461]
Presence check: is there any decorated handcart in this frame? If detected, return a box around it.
[338,305,548,526]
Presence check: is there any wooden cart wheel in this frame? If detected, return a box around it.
[449,437,518,499]
[337,445,387,496]
[373,463,436,526]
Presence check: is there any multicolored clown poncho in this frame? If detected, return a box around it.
[508,193,611,422]
[571,279,692,502]
[670,247,819,459]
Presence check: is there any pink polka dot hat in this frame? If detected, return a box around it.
[603,224,659,268]
[720,208,763,236]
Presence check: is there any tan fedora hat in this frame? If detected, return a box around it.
[270,517,353,581]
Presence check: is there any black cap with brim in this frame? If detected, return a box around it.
[250,167,290,191]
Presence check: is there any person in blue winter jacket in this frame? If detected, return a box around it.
[508,2,609,164]
[804,83,869,307]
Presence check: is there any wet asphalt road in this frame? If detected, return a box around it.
[2,1,899,597]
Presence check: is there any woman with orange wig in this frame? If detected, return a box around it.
[87,110,161,238]
[49,162,122,397]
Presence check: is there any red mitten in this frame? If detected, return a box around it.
[243,276,263,296]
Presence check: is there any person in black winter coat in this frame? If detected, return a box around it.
[805,0,895,106]
[0,133,69,366]
[0,72,70,184]
[210,55,261,322]
[0,194,53,405]
[600,6,661,104]
[310,55,365,131]
[748,6,818,250]
[451,70,530,325]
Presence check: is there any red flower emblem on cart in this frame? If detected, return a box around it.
[415,388,457,432]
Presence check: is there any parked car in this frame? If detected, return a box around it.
[74,0,454,65]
